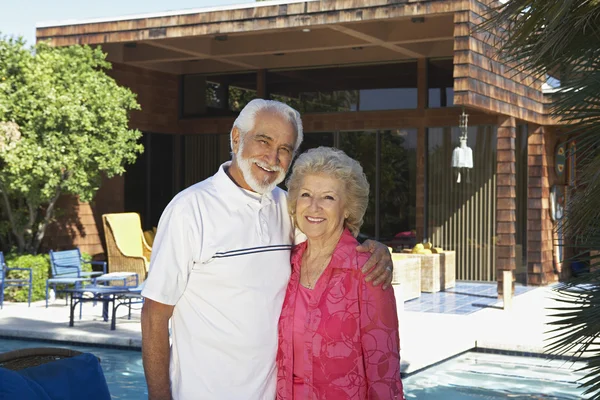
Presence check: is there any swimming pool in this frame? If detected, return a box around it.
[0,338,146,399]
[403,351,589,399]
[0,338,590,399]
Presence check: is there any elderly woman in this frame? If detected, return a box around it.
[276,147,404,400]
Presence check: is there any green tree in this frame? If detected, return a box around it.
[483,1,600,398]
[0,36,142,254]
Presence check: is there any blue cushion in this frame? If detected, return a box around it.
[0,367,52,400]
[17,353,110,400]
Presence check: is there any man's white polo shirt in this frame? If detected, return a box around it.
[142,162,294,400]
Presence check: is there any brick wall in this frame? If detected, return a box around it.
[44,196,104,256]
[109,63,180,135]
[43,175,124,258]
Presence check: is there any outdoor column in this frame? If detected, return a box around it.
[527,124,555,285]
[415,58,427,242]
[496,116,517,297]
[257,69,268,99]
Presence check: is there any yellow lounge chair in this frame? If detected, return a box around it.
[102,213,152,283]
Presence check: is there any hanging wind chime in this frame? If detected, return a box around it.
[451,108,473,183]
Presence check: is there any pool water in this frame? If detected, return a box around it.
[403,352,589,399]
[0,339,146,399]
[0,339,590,399]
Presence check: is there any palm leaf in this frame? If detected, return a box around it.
[480,1,600,398]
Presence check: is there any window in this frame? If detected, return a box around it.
[428,58,454,108]
[338,129,417,243]
[282,129,417,243]
[268,62,418,113]
[181,72,257,117]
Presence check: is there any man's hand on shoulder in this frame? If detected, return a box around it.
[356,239,393,289]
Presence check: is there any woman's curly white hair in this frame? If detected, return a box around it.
[286,146,369,237]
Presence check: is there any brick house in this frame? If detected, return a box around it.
[37,0,568,293]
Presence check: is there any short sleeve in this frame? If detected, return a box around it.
[141,198,201,305]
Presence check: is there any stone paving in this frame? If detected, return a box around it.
[0,284,574,375]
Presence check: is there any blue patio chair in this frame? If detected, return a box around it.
[0,251,33,309]
[46,249,107,309]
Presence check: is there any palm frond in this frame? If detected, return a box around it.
[480,1,600,397]
[547,269,600,397]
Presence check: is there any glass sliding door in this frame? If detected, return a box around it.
[124,132,179,229]
[297,132,335,154]
[183,134,230,188]
[338,131,377,238]
[427,126,497,281]
[338,129,417,245]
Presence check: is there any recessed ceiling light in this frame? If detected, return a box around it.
[214,35,228,41]
[302,28,311,33]
[411,17,425,23]
[273,53,285,56]
[352,47,363,51]
[124,42,137,48]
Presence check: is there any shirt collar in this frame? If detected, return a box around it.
[212,161,274,210]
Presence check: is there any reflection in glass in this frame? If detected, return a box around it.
[268,62,418,113]
[181,72,257,117]
[339,131,377,238]
[282,132,336,190]
[339,130,417,244]
[380,130,417,242]
[273,91,358,113]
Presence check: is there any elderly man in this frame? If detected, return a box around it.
[141,99,393,400]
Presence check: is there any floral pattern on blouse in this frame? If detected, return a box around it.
[276,229,404,399]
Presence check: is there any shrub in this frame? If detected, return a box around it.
[3,253,49,302]
[81,252,93,273]
[3,251,93,303]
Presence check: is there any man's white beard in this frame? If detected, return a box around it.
[237,144,286,195]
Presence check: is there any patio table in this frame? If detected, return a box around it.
[94,272,139,287]
[62,286,143,330]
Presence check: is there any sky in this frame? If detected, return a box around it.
[0,0,256,46]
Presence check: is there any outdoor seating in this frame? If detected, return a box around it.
[0,251,33,309]
[0,347,110,400]
[46,249,106,309]
[63,283,144,330]
[102,213,152,283]
[0,347,84,370]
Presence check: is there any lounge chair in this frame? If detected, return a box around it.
[46,249,106,308]
[0,251,33,309]
[102,213,151,283]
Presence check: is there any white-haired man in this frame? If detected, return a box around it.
[141,99,393,400]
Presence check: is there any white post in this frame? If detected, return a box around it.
[503,270,513,311]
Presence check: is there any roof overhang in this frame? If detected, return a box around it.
[36,0,458,75]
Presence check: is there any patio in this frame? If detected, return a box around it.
[404,281,536,315]
[0,282,569,375]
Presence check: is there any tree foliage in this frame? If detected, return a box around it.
[483,1,600,398]
[0,36,142,254]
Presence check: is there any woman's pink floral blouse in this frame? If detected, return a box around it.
[276,229,404,399]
